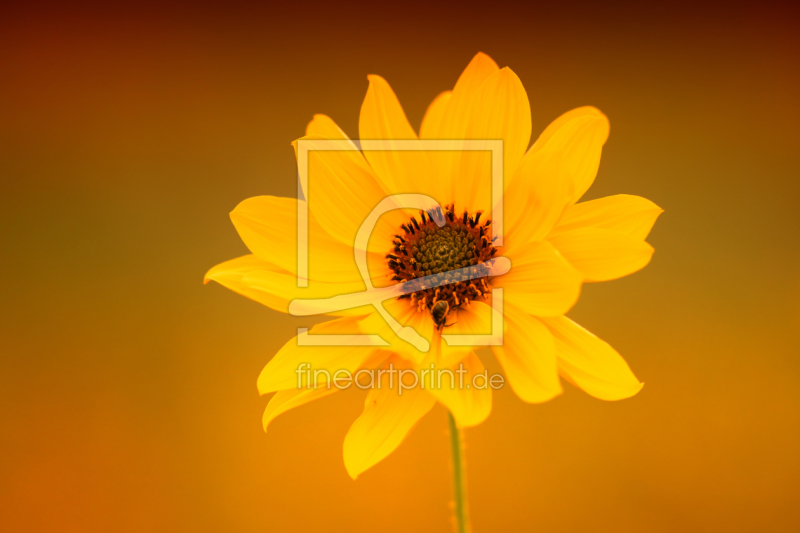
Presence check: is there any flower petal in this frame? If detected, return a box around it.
[242,267,378,316]
[231,195,382,282]
[428,53,499,202]
[204,254,292,307]
[420,91,452,140]
[304,115,400,234]
[343,367,436,479]
[438,52,500,141]
[356,298,437,366]
[262,386,339,432]
[552,194,663,240]
[456,67,532,212]
[293,134,404,248]
[358,74,431,196]
[204,255,376,316]
[491,303,562,403]
[530,106,608,156]
[437,300,496,367]
[257,316,382,393]
[548,227,655,282]
[504,109,610,251]
[305,113,350,140]
[425,351,492,427]
[494,241,583,316]
[418,90,455,206]
[541,316,643,401]
[357,298,493,369]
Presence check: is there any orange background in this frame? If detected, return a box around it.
[2,1,799,531]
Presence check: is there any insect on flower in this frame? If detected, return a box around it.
[431,299,456,330]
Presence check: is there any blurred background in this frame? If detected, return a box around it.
[2,0,799,531]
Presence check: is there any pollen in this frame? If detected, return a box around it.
[387,203,497,326]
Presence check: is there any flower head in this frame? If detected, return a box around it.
[205,52,662,479]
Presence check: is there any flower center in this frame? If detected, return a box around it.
[387,204,497,329]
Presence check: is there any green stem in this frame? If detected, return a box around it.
[447,411,471,533]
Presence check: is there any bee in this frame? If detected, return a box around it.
[431,300,456,330]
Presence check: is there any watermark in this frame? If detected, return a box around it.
[295,362,506,395]
[291,138,509,351]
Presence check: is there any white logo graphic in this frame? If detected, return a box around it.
[290,139,509,351]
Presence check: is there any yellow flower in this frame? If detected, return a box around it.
[205,52,662,479]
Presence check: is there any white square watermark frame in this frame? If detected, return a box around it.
[292,138,506,350]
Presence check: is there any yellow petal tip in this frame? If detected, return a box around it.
[470,51,499,68]
[344,460,361,480]
[203,268,218,284]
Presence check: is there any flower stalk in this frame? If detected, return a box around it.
[448,411,471,533]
